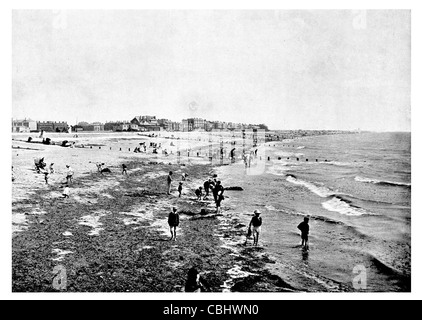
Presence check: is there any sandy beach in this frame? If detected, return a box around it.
[12,131,293,292]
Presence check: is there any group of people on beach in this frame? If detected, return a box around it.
[244,211,309,248]
[30,158,73,198]
[133,142,169,155]
[167,171,225,214]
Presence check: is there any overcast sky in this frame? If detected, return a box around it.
[12,10,410,131]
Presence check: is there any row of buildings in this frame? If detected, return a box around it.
[112,116,266,132]
[12,116,268,133]
[12,119,69,133]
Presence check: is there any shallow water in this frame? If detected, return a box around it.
[216,132,411,292]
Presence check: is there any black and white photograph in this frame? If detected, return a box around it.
[5,4,418,300]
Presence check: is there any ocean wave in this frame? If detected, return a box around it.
[296,146,305,149]
[355,176,411,188]
[324,161,354,167]
[286,175,333,198]
[322,196,374,216]
[265,205,277,211]
[285,175,379,217]
[266,165,290,176]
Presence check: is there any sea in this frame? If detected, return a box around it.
[216,132,411,292]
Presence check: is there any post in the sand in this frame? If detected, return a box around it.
[176,137,180,165]
[208,130,213,164]
[242,129,246,155]
[220,138,224,165]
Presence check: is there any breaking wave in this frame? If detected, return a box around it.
[355,176,411,188]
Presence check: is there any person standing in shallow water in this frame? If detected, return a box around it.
[297,217,310,250]
[247,210,262,246]
[168,207,179,241]
[167,171,173,195]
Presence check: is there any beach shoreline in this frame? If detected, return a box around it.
[12,132,294,292]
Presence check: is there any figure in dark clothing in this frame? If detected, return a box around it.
[178,182,183,198]
[203,179,212,199]
[167,171,173,195]
[297,217,310,250]
[212,181,224,203]
[230,148,236,162]
[168,207,179,241]
[195,187,203,201]
[43,171,49,184]
[215,192,224,214]
[185,267,210,292]
[122,164,128,175]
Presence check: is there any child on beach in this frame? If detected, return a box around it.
[181,172,188,181]
[66,165,74,184]
[43,171,49,184]
[122,164,128,175]
[167,171,173,195]
[62,184,70,198]
[195,187,203,201]
[212,181,224,203]
[247,210,262,246]
[215,192,224,214]
[96,163,104,172]
[184,267,210,292]
[178,182,183,197]
[203,179,211,199]
[168,207,179,241]
[297,217,310,250]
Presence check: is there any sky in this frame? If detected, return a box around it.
[12,10,411,131]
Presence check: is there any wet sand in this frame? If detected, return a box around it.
[12,132,294,292]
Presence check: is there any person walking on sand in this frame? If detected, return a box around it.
[122,164,128,175]
[168,207,179,241]
[178,182,183,198]
[167,171,173,195]
[43,171,49,184]
[49,163,55,174]
[247,210,262,246]
[297,217,310,250]
[65,165,74,184]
